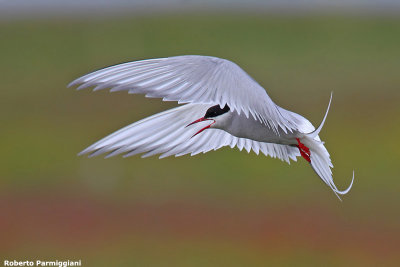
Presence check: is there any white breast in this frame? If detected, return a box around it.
[213,111,303,145]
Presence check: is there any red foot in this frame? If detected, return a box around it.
[296,138,311,163]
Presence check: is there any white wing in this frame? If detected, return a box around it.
[69,55,299,134]
[80,104,300,163]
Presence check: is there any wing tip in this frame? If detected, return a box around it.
[67,80,78,88]
[77,149,89,157]
[68,77,87,89]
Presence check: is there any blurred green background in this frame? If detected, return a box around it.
[1,12,400,266]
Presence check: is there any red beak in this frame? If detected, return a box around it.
[186,117,215,138]
[186,117,208,127]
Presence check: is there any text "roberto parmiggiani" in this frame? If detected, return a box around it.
[3,260,82,267]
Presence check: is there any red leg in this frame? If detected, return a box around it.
[296,138,311,163]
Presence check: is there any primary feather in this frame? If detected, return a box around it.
[69,55,299,134]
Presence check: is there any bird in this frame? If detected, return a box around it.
[69,55,354,200]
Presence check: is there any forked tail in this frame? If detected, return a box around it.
[301,92,354,200]
[308,92,333,139]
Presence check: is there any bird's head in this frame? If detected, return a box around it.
[186,104,231,137]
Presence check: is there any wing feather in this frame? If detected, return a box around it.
[79,104,299,163]
[69,55,300,134]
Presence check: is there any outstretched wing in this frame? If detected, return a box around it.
[69,55,298,134]
[80,104,300,163]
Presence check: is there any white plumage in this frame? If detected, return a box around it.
[69,55,354,199]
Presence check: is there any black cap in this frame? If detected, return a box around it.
[204,104,230,118]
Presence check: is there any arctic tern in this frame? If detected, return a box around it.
[69,55,354,199]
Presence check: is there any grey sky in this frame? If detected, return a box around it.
[1,0,399,19]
